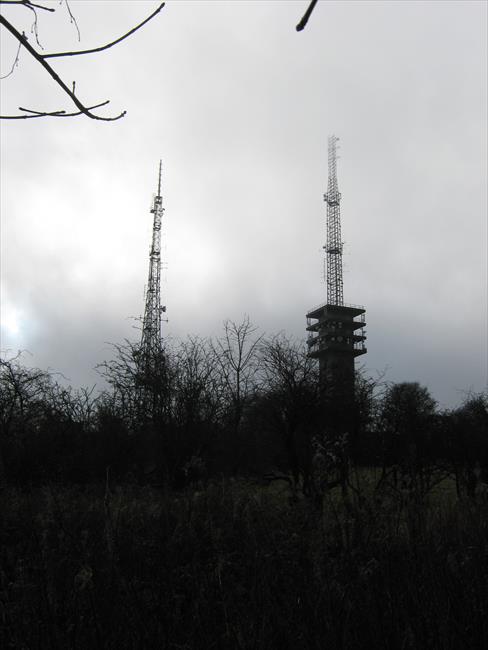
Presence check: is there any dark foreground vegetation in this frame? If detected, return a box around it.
[1,318,488,648]
[2,481,488,649]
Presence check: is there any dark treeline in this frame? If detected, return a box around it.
[1,317,488,648]
[1,316,487,500]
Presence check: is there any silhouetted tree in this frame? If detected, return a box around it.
[173,336,221,431]
[171,336,222,480]
[257,334,320,492]
[445,393,488,497]
[378,381,443,499]
[212,316,262,438]
[0,352,52,482]
[97,339,173,429]
[349,368,386,466]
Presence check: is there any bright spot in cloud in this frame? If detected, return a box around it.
[1,303,21,336]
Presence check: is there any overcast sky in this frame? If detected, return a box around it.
[1,0,486,408]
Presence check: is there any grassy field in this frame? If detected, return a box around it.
[1,478,487,649]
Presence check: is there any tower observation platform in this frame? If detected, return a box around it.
[307,302,366,360]
[306,302,366,393]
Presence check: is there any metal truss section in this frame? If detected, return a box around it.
[323,135,344,306]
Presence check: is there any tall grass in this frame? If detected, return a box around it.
[1,480,487,649]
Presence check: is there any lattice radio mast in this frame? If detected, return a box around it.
[324,135,343,306]
[140,161,165,368]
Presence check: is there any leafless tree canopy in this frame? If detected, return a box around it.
[0,0,166,120]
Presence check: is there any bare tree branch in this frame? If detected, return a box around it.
[296,0,318,32]
[0,1,165,121]
[25,0,43,49]
[0,14,125,120]
[63,0,80,42]
[43,2,165,59]
[0,36,21,78]
[0,1,55,11]
[0,100,111,119]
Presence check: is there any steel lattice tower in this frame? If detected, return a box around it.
[324,135,344,306]
[140,161,165,369]
[306,136,366,419]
